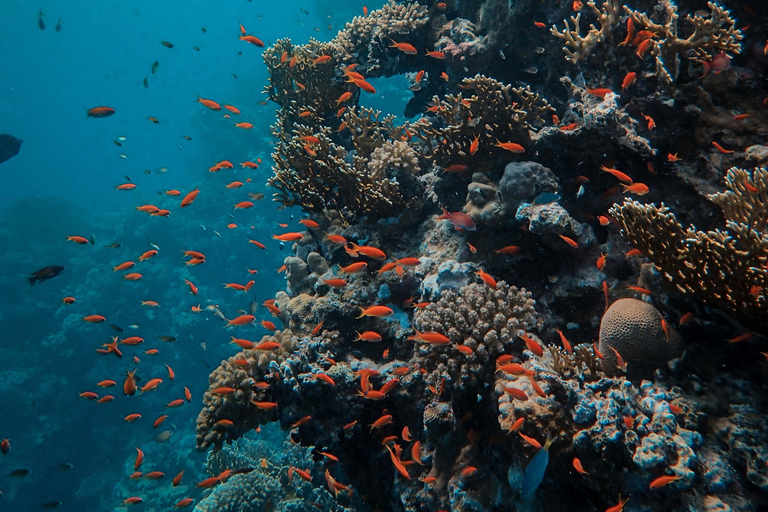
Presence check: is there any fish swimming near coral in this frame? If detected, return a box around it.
[520,434,554,497]
[28,265,65,285]
[0,134,22,164]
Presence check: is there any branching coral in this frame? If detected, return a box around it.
[411,74,552,168]
[625,1,743,84]
[343,106,405,159]
[268,127,407,218]
[609,167,768,334]
[550,0,622,63]
[333,0,430,75]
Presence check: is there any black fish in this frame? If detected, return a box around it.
[231,467,255,475]
[151,61,159,74]
[29,265,65,285]
[38,9,45,30]
[156,335,176,343]
[55,18,62,31]
[8,468,30,477]
[108,323,123,333]
[0,134,22,164]
[43,501,62,509]
[143,76,149,88]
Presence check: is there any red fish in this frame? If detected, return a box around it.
[87,106,116,118]
[436,208,476,231]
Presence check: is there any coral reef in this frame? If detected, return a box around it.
[609,167,768,335]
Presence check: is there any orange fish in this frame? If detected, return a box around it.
[494,245,520,255]
[504,386,528,401]
[123,497,143,505]
[534,21,546,28]
[348,243,386,259]
[605,496,629,512]
[62,296,76,304]
[509,417,525,431]
[340,262,367,273]
[519,333,543,357]
[408,329,450,345]
[197,97,221,110]
[389,40,417,54]
[356,305,393,318]
[273,232,305,242]
[252,400,278,410]
[554,328,573,354]
[621,72,636,90]
[586,88,612,98]
[124,413,142,422]
[642,113,655,130]
[572,457,589,475]
[622,182,650,195]
[610,347,628,372]
[559,234,579,248]
[175,498,194,508]
[180,188,199,207]
[354,331,382,342]
[477,269,497,288]
[116,183,136,190]
[711,141,733,154]
[425,50,445,59]
[600,165,633,184]
[225,314,255,327]
[183,279,198,295]
[596,252,607,270]
[239,35,264,47]
[67,235,89,244]
[494,140,525,153]
[518,432,541,448]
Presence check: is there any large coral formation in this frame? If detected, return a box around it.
[412,74,552,168]
[598,298,683,376]
[609,167,768,334]
[625,1,743,84]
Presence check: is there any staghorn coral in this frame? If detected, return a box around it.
[598,298,683,377]
[625,1,743,84]
[411,74,552,168]
[609,167,768,334]
[343,106,405,160]
[550,0,622,63]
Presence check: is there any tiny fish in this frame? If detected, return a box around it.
[8,468,30,477]
[38,9,45,30]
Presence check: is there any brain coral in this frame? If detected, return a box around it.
[598,298,682,376]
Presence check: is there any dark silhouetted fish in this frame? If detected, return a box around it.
[8,468,30,477]
[55,18,62,31]
[38,9,45,30]
[29,265,65,285]
[0,134,22,164]
[108,324,123,333]
[156,335,176,343]
[43,501,62,509]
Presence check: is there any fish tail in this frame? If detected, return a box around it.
[28,277,36,286]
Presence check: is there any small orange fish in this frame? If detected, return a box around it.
[534,21,546,28]
[621,72,636,90]
[477,269,497,288]
[559,234,579,248]
[605,495,629,512]
[494,140,525,153]
[518,432,541,448]
[239,35,264,47]
[642,113,655,130]
[586,87,612,98]
[622,182,649,195]
[596,252,607,270]
[711,141,734,154]
[727,332,753,343]
[649,474,682,489]
[425,50,445,59]
[610,347,627,373]
[572,457,589,475]
[124,413,142,422]
[667,153,681,162]
[197,97,221,111]
[679,312,694,325]
[494,245,520,255]
[389,40,417,54]
[554,328,573,354]
[600,165,633,184]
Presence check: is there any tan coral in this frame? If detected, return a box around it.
[598,298,682,376]
[411,74,552,167]
[625,1,743,84]
[609,168,768,333]
[550,0,622,63]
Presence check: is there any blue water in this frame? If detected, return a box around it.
[0,1,377,510]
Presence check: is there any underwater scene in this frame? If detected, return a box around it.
[1,0,767,511]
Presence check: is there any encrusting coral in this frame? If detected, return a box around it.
[609,167,768,335]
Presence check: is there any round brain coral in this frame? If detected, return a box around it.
[598,298,683,376]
